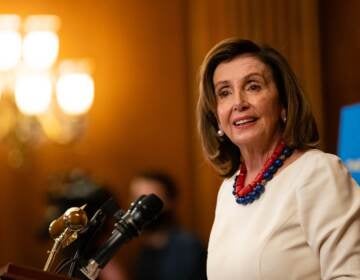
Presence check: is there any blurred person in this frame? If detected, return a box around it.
[129,171,207,280]
[38,169,128,280]
[197,38,360,279]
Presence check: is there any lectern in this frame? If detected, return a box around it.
[0,263,78,280]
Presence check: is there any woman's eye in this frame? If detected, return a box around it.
[217,89,231,98]
[246,82,261,92]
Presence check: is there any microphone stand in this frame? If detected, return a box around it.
[80,194,163,280]
[66,198,120,278]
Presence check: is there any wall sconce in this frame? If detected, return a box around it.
[0,14,94,167]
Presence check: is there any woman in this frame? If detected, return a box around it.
[197,38,360,279]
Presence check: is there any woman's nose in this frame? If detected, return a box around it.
[232,91,249,112]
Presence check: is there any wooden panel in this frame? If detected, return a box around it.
[319,0,360,152]
[0,0,191,271]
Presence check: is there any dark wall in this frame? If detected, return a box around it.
[320,0,360,153]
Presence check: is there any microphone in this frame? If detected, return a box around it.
[64,197,120,277]
[48,206,88,240]
[79,197,120,238]
[44,206,88,272]
[80,194,163,280]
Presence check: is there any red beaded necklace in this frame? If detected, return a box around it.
[233,139,293,205]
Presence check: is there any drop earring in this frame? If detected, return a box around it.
[281,111,287,123]
[217,129,224,137]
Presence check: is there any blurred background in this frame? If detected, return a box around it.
[0,0,359,277]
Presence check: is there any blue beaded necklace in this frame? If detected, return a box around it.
[233,141,293,205]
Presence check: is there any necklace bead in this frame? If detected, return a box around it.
[233,140,293,205]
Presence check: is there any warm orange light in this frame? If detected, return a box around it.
[0,15,22,71]
[56,73,94,115]
[23,31,59,69]
[15,73,52,115]
[23,15,60,69]
[0,14,95,149]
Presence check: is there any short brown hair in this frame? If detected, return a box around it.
[197,38,319,177]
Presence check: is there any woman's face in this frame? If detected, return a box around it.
[213,55,284,149]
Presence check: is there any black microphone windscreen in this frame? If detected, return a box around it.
[140,194,163,217]
[129,194,163,231]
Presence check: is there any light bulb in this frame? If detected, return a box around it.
[0,15,22,71]
[23,15,60,70]
[56,73,94,115]
[23,31,59,69]
[15,73,52,115]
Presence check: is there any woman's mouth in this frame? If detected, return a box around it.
[233,117,257,127]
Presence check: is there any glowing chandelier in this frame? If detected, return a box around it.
[0,14,94,167]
